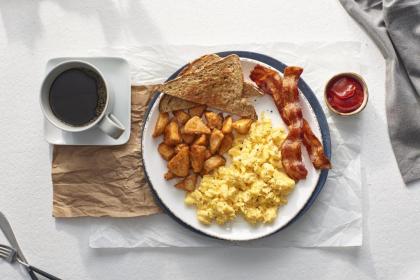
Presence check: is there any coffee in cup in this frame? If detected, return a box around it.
[49,68,106,126]
[40,60,125,139]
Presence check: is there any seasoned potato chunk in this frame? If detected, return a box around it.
[218,134,233,155]
[203,155,226,174]
[181,132,195,144]
[205,149,212,159]
[164,171,176,180]
[153,112,170,137]
[204,111,223,130]
[232,119,253,134]
[158,143,175,160]
[175,143,189,154]
[221,116,233,134]
[175,174,198,192]
[164,121,182,146]
[184,116,211,134]
[167,148,190,177]
[190,145,207,173]
[174,110,191,125]
[193,134,207,146]
[209,128,224,154]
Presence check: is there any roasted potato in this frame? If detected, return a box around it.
[218,134,233,155]
[164,121,182,146]
[205,149,212,159]
[204,111,223,130]
[181,132,195,144]
[175,143,189,154]
[190,145,207,173]
[209,128,224,154]
[189,105,207,117]
[164,171,176,180]
[158,143,175,160]
[193,134,207,146]
[167,148,190,177]
[203,155,226,174]
[175,174,197,192]
[232,119,253,134]
[221,116,233,134]
[152,112,170,137]
[184,116,211,134]
[173,110,191,125]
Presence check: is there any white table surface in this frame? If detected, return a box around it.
[1,1,419,279]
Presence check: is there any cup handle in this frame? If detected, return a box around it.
[98,113,125,139]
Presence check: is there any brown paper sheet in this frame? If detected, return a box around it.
[52,86,162,217]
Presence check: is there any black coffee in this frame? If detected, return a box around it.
[49,68,106,126]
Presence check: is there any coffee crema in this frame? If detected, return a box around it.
[49,68,106,126]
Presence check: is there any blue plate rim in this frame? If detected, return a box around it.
[141,51,331,242]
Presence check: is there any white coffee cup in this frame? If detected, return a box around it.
[40,60,125,139]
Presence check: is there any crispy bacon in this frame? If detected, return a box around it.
[250,64,331,179]
[302,119,331,169]
[278,67,308,180]
[251,65,307,180]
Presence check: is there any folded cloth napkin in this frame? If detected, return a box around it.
[339,0,420,184]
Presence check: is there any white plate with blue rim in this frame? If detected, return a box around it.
[141,51,331,241]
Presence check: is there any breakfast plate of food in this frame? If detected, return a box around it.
[141,51,331,241]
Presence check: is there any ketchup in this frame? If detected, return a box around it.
[326,75,365,113]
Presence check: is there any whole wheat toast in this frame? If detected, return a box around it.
[158,54,258,118]
[159,54,221,112]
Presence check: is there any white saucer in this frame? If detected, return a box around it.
[43,57,131,145]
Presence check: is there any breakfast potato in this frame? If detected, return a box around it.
[167,147,190,177]
[218,134,233,155]
[179,126,195,144]
[204,111,223,130]
[209,128,224,154]
[181,132,195,144]
[232,118,253,134]
[190,145,207,173]
[164,171,176,180]
[193,134,207,146]
[221,116,233,134]
[158,143,175,160]
[152,112,170,137]
[189,105,207,117]
[173,110,191,125]
[175,174,197,192]
[184,116,211,134]
[205,149,212,159]
[203,155,226,174]
[164,121,182,146]
[175,143,189,153]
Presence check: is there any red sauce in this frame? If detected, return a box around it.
[326,76,364,113]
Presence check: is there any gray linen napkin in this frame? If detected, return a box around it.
[339,0,420,184]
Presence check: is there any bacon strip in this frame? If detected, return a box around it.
[302,119,331,169]
[251,65,307,180]
[250,64,331,178]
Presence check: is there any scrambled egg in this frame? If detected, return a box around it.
[185,116,295,225]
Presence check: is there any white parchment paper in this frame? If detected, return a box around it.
[88,42,363,247]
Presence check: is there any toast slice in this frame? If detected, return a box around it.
[178,54,221,76]
[157,54,256,118]
[159,80,264,112]
[159,54,221,112]
[159,95,197,112]
[242,82,264,98]
[158,54,258,117]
